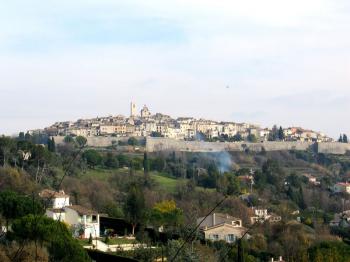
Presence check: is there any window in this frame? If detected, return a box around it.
[210,234,219,241]
[227,234,236,243]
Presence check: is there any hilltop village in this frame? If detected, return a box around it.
[31,102,333,143]
[1,103,350,261]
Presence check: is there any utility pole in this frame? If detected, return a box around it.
[161,245,164,262]
[237,238,244,262]
[235,218,265,262]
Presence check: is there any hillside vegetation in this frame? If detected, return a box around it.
[1,135,350,261]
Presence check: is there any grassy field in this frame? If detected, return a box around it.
[150,173,217,193]
[150,173,180,192]
[80,167,214,193]
[79,167,180,192]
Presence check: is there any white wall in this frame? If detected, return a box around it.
[84,222,100,238]
[53,196,70,209]
[204,225,245,243]
[64,208,80,225]
[46,210,65,222]
[64,208,100,238]
[45,206,100,239]
[84,214,100,238]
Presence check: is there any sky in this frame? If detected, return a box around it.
[1,0,349,138]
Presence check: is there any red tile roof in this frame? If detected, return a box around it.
[39,189,69,198]
[66,205,97,215]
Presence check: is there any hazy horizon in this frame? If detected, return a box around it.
[1,0,349,138]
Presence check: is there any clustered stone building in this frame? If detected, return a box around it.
[33,102,333,142]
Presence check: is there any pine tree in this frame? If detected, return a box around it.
[343,134,348,143]
[338,134,343,143]
[18,132,25,141]
[24,132,31,141]
[123,185,145,235]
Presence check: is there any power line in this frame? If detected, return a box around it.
[221,218,266,262]
[170,195,228,262]
[15,142,86,261]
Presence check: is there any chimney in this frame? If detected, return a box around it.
[213,213,216,226]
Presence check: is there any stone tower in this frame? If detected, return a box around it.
[141,105,151,118]
[130,102,137,117]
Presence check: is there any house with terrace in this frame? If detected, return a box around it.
[197,213,247,243]
[39,189,100,238]
[250,207,282,224]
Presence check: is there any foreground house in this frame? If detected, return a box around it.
[197,213,247,243]
[40,189,100,238]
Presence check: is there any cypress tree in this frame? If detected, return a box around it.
[51,137,56,152]
[298,186,306,210]
[47,138,52,152]
[88,233,93,244]
[47,137,56,152]
[143,152,150,175]
[269,125,279,141]
[278,126,285,141]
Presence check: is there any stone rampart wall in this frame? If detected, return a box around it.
[53,136,350,155]
[146,137,350,155]
[52,136,143,147]
[317,142,350,155]
[145,137,314,153]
